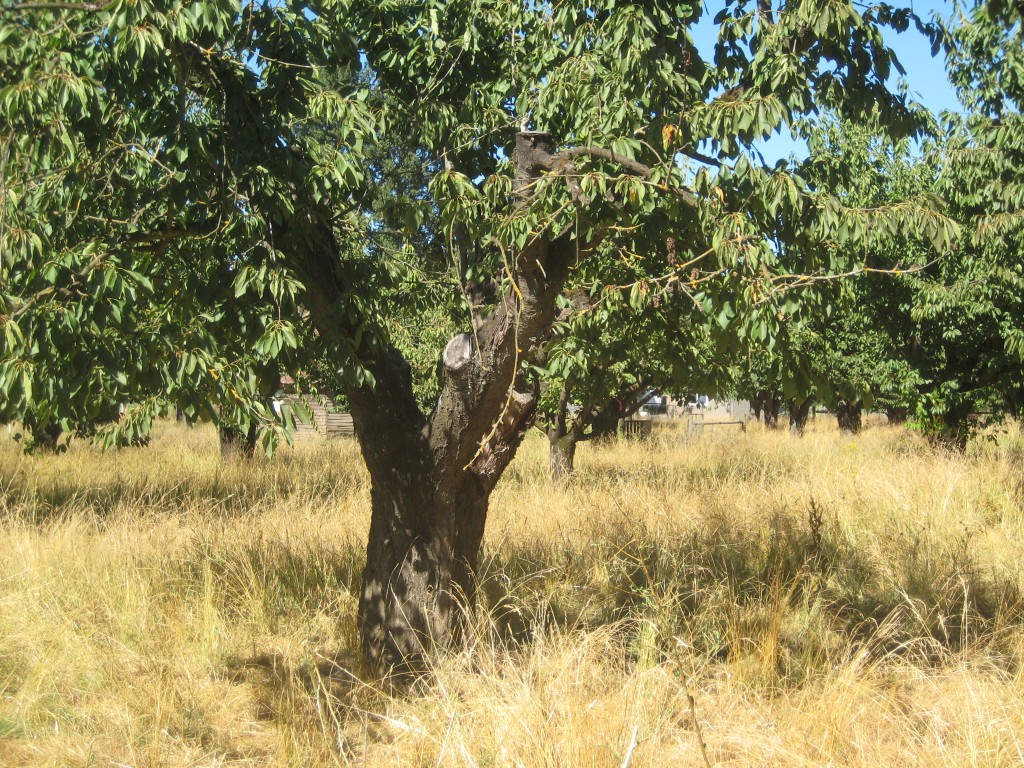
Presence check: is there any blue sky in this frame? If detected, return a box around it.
[872,0,962,114]
[692,0,963,162]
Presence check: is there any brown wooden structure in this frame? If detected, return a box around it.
[277,376,354,439]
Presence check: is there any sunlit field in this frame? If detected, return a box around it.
[1,418,1023,767]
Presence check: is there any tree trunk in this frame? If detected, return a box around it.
[287,130,607,677]
[886,406,908,425]
[762,391,781,429]
[939,407,971,450]
[219,423,258,459]
[175,405,191,425]
[219,379,278,460]
[835,400,863,434]
[546,383,577,485]
[589,393,631,441]
[349,344,540,677]
[789,397,813,435]
[549,432,578,486]
[359,467,489,677]
[30,421,63,452]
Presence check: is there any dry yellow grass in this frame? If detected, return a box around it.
[1,418,1022,766]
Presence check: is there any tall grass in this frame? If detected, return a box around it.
[1,419,1022,766]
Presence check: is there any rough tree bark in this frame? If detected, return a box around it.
[286,131,618,675]
[835,399,863,434]
[789,397,813,435]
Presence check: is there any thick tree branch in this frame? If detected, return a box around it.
[430,132,604,487]
[11,252,106,319]
[275,207,428,483]
[122,222,219,247]
[552,146,700,208]
[681,148,723,167]
[167,34,421,476]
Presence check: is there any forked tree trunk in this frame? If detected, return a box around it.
[289,131,615,676]
[835,399,863,434]
[542,382,646,485]
[350,337,543,677]
[789,397,813,435]
[545,383,579,486]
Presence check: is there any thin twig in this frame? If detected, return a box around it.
[688,691,714,768]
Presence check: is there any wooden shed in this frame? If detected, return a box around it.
[276,376,355,440]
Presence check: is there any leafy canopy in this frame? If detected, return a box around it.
[0,0,960,448]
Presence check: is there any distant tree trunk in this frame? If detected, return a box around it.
[549,432,578,486]
[219,422,258,459]
[939,406,972,450]
[30,421,63,452]
[1006,391,1022,421]
[546,383,579,486]
[789,397,813,435]
[542,381,648,485]
[886,406,908,425]
[218,370,280,460]
[588,384,646,442]
[755,390,780,429]
[764,392,781,429]
[588,403,622,442]
[835,399,863,434]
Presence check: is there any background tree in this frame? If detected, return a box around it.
[793,115,941,434]
[535,278,725,484]
[731,343,784,428]
[901,0,1024,445]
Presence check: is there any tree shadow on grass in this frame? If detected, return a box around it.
[477,501,1024,683]
[0,445,366,523]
